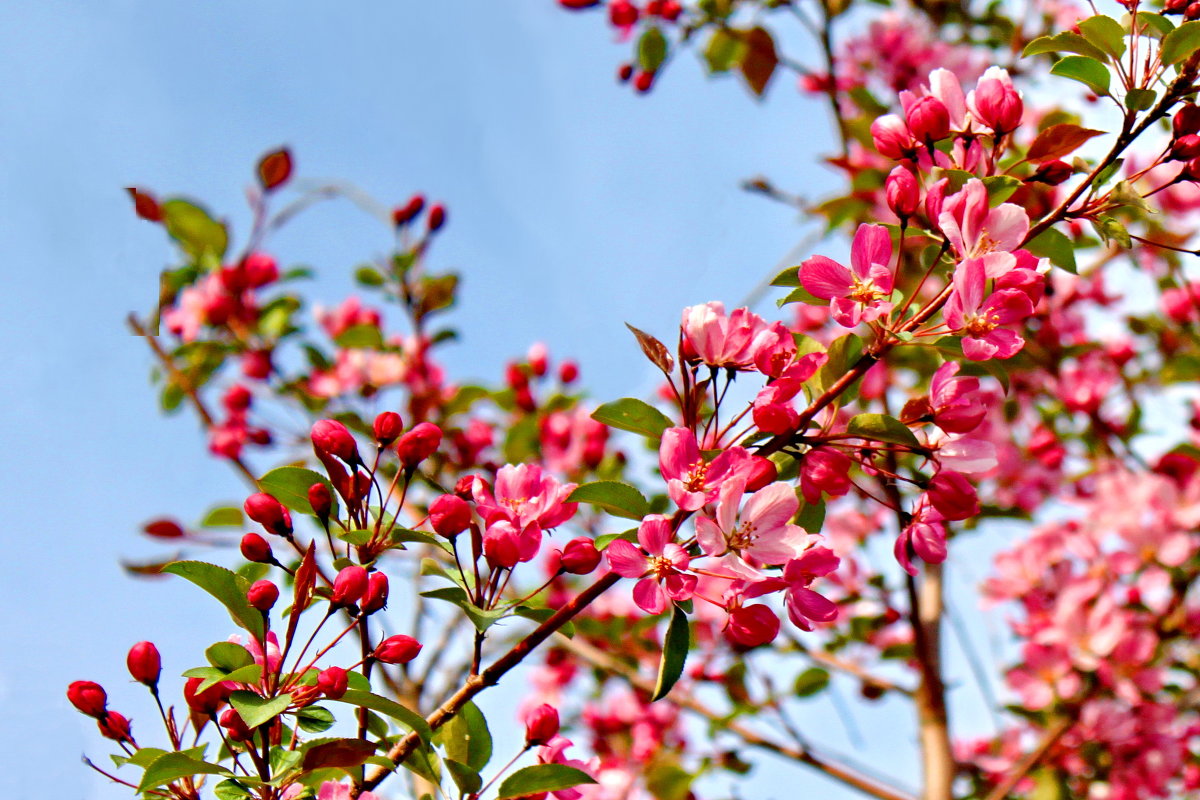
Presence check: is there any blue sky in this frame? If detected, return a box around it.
[0,3,979,798]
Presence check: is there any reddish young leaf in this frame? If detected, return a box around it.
[126,187,163,222]
[257,147,293,191]
[300,738,378,771]
[625,322,675,374]
[738,27,778,97]
[1026,124,1105,163]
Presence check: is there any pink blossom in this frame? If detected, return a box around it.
[318,783,381,800]
[800,447,853,504]
[939,179,1030,278]
[799,224,895,328]
[680,302,769,369]
[473,463,577,532]
[658,427,753,511]
[539,737,599,800]
[1006,643,1082,710]
[605,515,696,615]
[930,361,987,433]
[750,354,828,435]
[752,546,841,631]
[968,66,1022,134]
[943,258,1033,360]
[894,498,947,575]
[695,479,808,567]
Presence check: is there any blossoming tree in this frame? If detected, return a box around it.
[68,1,1200,799]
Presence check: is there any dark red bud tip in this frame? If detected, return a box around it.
[98,711,134,743]
[311,419,361,464]
[392,194,426,227]
[373,411,404,446]
[524,703,561,746]
[559,0,601,7]
[127,642,162,687]
[67,681,107,717]
[558,360,579,384]
[360,572,390,615]
[560,538,601,574]
[240,533,274,564]
[430,494,472,537]
[374,634,423,664]
[317,667,349,699]
[247,580,280,611]
[244,493,292,537]
[126,187,163,222]
[257,147,293,191]
[617,63,634,83]
[634,71,654,94]
[308,483,333,521]
[428,204,447,232]
[1028,159,1073,186]
[397,422,443,467]
[743,456,778,492]
[331,565,369,607]
[143,518,186,539]
[219,708,253,741]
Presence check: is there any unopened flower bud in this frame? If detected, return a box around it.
[609,0,638,26]
[870,114,914,159]
[184,677,231,715]
[743,456,778,492]
[374,635,423,664]
[143,518,186,539]
[219,708,252,741]
[527,342,549,377]
[428,204,447,232]
[223,384,252,412]
[1173,133,1200,161]
[454,475,479,499]
[430,494,472,537]
[311,419,360,465]
[317,667,349,699]
[240,532,274,564]
[906,96,951,142]
[360,572,390,614]
[392,194,425,226]
[243,252,279,288]
[559,360,579,383]
[1028,159,1073,185]
[247,580,280,611]
[560,538,601,574]
[617,63,634,83]
[373,411,404,446]
[885,166,920,220]
[973,69,1022,134]
[98,711,134,743]
[397,422,443,467]
[242,349,273,380]
[525,704,560,746]
[308,483,333,522]
[926,471,980,521]
[634,71,654,94]
[242,494,291,537]
[331,565,368,607]
[67,681,107,717]
[127,642,161,687]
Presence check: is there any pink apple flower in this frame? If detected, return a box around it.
[800,447,853,504]
[750,354,828,435]
[938,179,1030,278]
[968,66,1023,135]
[943,258,1034,360]
[894,497,947,575]
[318,783,381,800]
[929,361,988,433]
[680,302,770,369]
[537,737,599,800]
[752,545,841,631]
[749,320,798,377]
[472,463,578,532]
[1006,643,1081,710]
[695,479,808,567]
[799,224,895,328]
[605,515,696,615]
[658,427,752,511]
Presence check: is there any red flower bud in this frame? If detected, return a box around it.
[906,96,951,142]
[143,518,185,539]
[397,422,443,467]
[725,604,780,648]
[661,0,682,20]
[243,252,279,288]
[374,635,423,664]
[256,147,293,191]
[184,677,231,715]
[525,704,560,746]
[559,360,579,384]
[870,114,914,159]
[126,187,163,222]
[560,538,601,574]
[973,72,1023,135]
[317,667,349,699]
[1176,104,1200,138]
[428,203,447,232]
[308,482,333,521]
[885,166,920,220]
[617,63,634,83]
[331,565,368,607]
[634,71,654,94]
[247,580,280,611]
[1028,159,1073,186]
[1173,133,1200,161]
[244,493,292,537]
[743,456,778,492]
[373,411,404,446]
[67,681,107,717]
[127,642,162,687]
[240,532,274,563]
[559,0,601,7]
[219,708,253,741]
[392,194,426,226]
[311,419,360,464]
[361,572,390,614]
[98,711,134,743]
[430,494,472,537]
[609,0,639,26]
[223,384,252,413]
[242,349,273,380]
[454,475,480,499]
[926,471,980,521]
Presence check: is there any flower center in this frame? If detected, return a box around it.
[727,521,757,551]
[649,555,675,579]
[848,277,883,305]
[964,312,999,338]
[682,460,710,492]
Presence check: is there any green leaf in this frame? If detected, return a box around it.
[434,701,492,772]
[591,398,674,441]
[420,586,506,631]
[639,26,668,73]
[595,530,637,551]
[214,779,253,800]
[1049,55,1110,96]
[810,334,863,401]
[703,28,745,73]
[1162,20,1200,65]
[981,175,1021,203]
[645,764,694,800]
[794,666,831,697]
[200,505,244,528]
[355,265,385,287]
[161,198,229,261]
[796,498,826,534]
[652,605,690,702]
[1134,11,1174,39]
[845,413,920,448]
[769,265,800,288]
[1025,226,1077,273]
[445,759,483,795]
[257,467,338,517]
[514,606,575,637]
[1091,215,1132,248]
[296,705,337,734]
[1125,87,1156,111]
[206,642,255,672]
[162,561,264,640]
[1078,15,1126,57]
[332,690,432,742]
[567,481,650,520]
[1022,32,1108,61]
[182,664,263,694]
[497,764,598,800]
[138,752,232,792]
[334,324,384,350]
[229,690,292,729]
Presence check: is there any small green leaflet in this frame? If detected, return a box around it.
[651,605,690,701]
[567,481,650,520]
[497,764,598,800]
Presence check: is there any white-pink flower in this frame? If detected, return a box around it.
[695,479,808,568]
[939,179,1029,278]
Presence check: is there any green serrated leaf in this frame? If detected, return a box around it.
[652,605,690,701]
[703,28,746,73]
[591,398,674,441]
[794,666,831,697]
[1025,226,1077,273]
[161,198,229,262]
[420,586,506,631]
[1023,32,1108,61]
[1125,87,1156,111]
[138,752,232,792]
[497,764,598,800]
[257,467,339,517]
[1078,15,1126,57]
[445,758,483,795]
[296,705,337,734]
[162,561,263,640]
[1162,20,1200,66]
[567,481,650,520]
[200,506,244,528]
[334,324,384,349]
[1049,55,1111,96]
[229,690,292,729]
[845,413,920,448]
[434,700,492,772]
[332,690,432,742]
